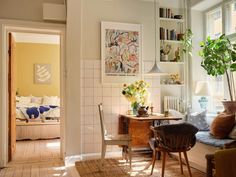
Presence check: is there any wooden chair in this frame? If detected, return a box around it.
[98,103,132,169]
[149,123,198,177]
[206,141,236,177]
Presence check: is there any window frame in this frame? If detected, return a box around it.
[204,1,236,111]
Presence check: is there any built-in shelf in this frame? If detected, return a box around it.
[160,61,184,64]
[160,40,182,44]
[160,17,184,23]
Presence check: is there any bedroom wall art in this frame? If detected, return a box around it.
[34,64,52,84]
[101,21,142,84]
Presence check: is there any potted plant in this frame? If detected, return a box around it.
[199,34,236,112]
[181,29,193,56]
[122,80,150,115]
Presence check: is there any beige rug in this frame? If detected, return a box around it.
[75,157,205,177]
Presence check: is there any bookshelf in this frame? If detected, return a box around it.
[158,0,188,113]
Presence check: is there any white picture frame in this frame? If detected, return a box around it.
[101,21,142,84]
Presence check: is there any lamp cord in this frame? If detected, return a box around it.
[154,0,157,64]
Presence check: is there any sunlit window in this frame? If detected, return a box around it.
[226,2,236,35]
[207,76,224,112]
[206,8,222,39]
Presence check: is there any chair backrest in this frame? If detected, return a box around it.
[98,103,107,141]
[153,123,198,152]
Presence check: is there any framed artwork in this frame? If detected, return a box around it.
[34,64,51,84]
[101,21,142,84]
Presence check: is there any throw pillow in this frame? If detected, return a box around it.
[31,96,42,104]
[42,96,58,105]
[187,110,209,131]
[229,123,236,140]
[18,96,31,104]
[168,109,185,124]
[210,113,235,139]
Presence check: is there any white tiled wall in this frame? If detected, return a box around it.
[80,60,160,154]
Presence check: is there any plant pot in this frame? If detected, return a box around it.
[222,101,236,114]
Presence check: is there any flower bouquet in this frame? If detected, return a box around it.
[122,80,150,115]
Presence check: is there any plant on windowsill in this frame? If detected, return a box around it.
[199,34,236,113]
[122,80,150,115]
[181,29,193,56]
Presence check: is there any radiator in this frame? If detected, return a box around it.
[164,96,182,112]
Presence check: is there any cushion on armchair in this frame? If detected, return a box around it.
[210,113,235,139]
[187,110,209,131]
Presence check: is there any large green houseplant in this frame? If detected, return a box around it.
[199,34,236,111]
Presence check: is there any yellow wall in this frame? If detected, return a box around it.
[16,43,60,97]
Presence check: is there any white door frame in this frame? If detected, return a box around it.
[0,19,66,166]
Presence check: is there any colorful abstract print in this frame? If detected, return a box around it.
[105,29,139,76]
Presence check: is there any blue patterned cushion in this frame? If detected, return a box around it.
[20,107,40,119]
[187,110,209,131]
[196,131,235,147]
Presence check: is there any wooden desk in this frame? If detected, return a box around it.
[118,113,182,148]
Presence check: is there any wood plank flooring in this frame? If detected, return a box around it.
[0,139,80,177]
[12,139,61,163]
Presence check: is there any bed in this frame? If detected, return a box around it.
[16,95,60,122]
[15,96,60,140]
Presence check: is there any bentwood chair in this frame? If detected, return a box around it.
[98,103,132,169]
[149,123,198,177]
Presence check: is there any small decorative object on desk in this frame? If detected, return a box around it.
[137,106,149,117]
[122,80,150,116]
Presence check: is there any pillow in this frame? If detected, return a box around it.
[31,96,42,104]
[229,124,236,139]
[187,110,209,131]
[42,96,58,105]
[18,96,31,104]
[210,113,235,139]
[20,107,40,119]
[168,109,185,124]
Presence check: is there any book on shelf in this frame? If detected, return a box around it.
[160,27,177,40]
[160,8,173,18]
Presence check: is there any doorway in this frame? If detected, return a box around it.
[8,32,62,162]
[1,22,66,165]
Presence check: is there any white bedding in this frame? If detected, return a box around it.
[16,97,60,119]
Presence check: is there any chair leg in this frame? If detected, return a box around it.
[179,152,183,174]
[128,144,132,170]
[183,151,192,177]
[101,144,106,168]
[150,149,157,175]
[161,151,167,177]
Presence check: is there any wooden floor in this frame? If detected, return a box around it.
[12,139,61,163]
[0,139,80,177]
[0,140,205,177]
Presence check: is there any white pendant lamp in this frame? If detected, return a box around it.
[146,0,165,76]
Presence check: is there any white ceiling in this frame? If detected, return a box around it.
[191,0,223,11]
[12,32,60,44]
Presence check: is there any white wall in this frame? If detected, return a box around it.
[82,0,155,61]
[0,0,64,22]
[65,0,82,156]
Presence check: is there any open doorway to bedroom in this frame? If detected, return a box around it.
[8,32,61,163]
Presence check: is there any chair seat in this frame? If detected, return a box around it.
[105,134,131,141]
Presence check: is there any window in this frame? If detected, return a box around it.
[207,76,224,112]
[206,8,222,39]
[226,2,236,35]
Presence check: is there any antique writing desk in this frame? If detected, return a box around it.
[118,113,182,149]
